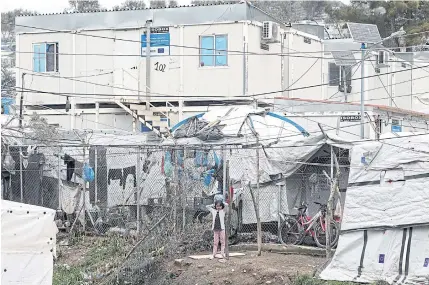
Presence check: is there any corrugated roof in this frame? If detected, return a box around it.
[15,2,286,34]
[16,2,242,17]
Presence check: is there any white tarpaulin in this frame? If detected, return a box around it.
[321,134,429,284]
[1,200,58,285]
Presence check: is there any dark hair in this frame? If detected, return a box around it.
[214,201,225,209]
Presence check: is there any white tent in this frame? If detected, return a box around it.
[1,200,58,285]
[321,134,429,284]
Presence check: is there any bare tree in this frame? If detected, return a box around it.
[169,0,178,7]
[66,0,102,12]
[27,113,59,145]
[113,0,146,10]
[150,0,167,8]
[1,9,34,42]
[1,59,15,98]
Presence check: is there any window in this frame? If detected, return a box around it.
[199,35,227,67]
[377,51,387,65]
[33,43,59,72]
[328,62,340,86]
[338,66,352,93]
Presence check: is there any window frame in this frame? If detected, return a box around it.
[199,34,228,68]
[32,42,59,73]
[328,62,340,86]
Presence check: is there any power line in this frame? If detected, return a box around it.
[268,102,429,153]
[13,23,429,57]
[8,48,429,63]
[13,64,429,100]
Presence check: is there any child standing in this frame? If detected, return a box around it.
[206,200,228,259]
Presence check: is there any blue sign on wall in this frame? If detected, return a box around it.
[391,125,402,132]
[141,27,170,56]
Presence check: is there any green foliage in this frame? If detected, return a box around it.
[53,237,128,285]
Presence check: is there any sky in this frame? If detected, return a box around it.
[2,0,188,13]
[1,0,349,13]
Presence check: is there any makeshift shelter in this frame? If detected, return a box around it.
[1,200,58,285]
[321,133,429,284]
[155,106,349,226]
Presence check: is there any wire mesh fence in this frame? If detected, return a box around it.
[1,142,349,282]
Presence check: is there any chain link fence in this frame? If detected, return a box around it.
[1,142,350,282]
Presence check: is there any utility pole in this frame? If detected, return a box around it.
[360,43,365,139]
[145,20,152,110]
[19,73,26,128]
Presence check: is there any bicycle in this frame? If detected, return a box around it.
[279,202,340,248]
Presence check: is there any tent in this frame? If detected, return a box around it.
[321,133,429,284]
[158,106,348,224]
[1,200,58,285]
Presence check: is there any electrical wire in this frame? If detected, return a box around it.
[12,23,429,57]
[12,64,429,100]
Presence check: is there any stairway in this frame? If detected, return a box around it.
[115,102,170,137]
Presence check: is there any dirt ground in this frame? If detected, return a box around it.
[165,251,325,285]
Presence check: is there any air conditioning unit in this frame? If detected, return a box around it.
[262,21,279,41]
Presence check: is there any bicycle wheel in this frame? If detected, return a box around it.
[279,216,304,245]
[313,220,339,248]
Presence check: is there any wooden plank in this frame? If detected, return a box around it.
[229,243,330,257]
[188,252,245,260]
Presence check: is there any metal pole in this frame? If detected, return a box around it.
[136,147,141,234]
[256,135,262,256]
[222,146,227,196]
[182,147,186,231]
[94,147,98,205]
[242,41,246,97]
[82,140,87,233]
[58,153,61,210]
[145,20,152,110]
[331,146,334,180]
[225,159,230,259]
[360,44,366,139]
[19,73,25,128]
[19,147,23,202]
[277,184,281,242]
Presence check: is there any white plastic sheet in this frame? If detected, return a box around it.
[321,135,429,284]
[1,200,58,285]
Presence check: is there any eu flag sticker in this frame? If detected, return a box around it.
[158,48,164,53]
[424,258,429,267]
[379,254,385,264]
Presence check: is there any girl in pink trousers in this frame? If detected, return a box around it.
[206,201,228,259]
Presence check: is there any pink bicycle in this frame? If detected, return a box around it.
[279,202,340,248]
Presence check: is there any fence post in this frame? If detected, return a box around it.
[58,152,61,210]
[277,183,282,241]
[82,142,87,234]
[136,146,141,235]
[94,146,98,206]
[182,147,186,231]
[256,138,262,255]
[19,146,23,203]
[173,148,177,233]
[224,159,230,259]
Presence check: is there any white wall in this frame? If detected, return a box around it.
[15,21,334,131]
[323,52,429,113]
[285,31,324,100]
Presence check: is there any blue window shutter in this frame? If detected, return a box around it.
[39,43,47,72]
[215,35,227,66]
[33,44,40,72]
[200,36,214,66]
